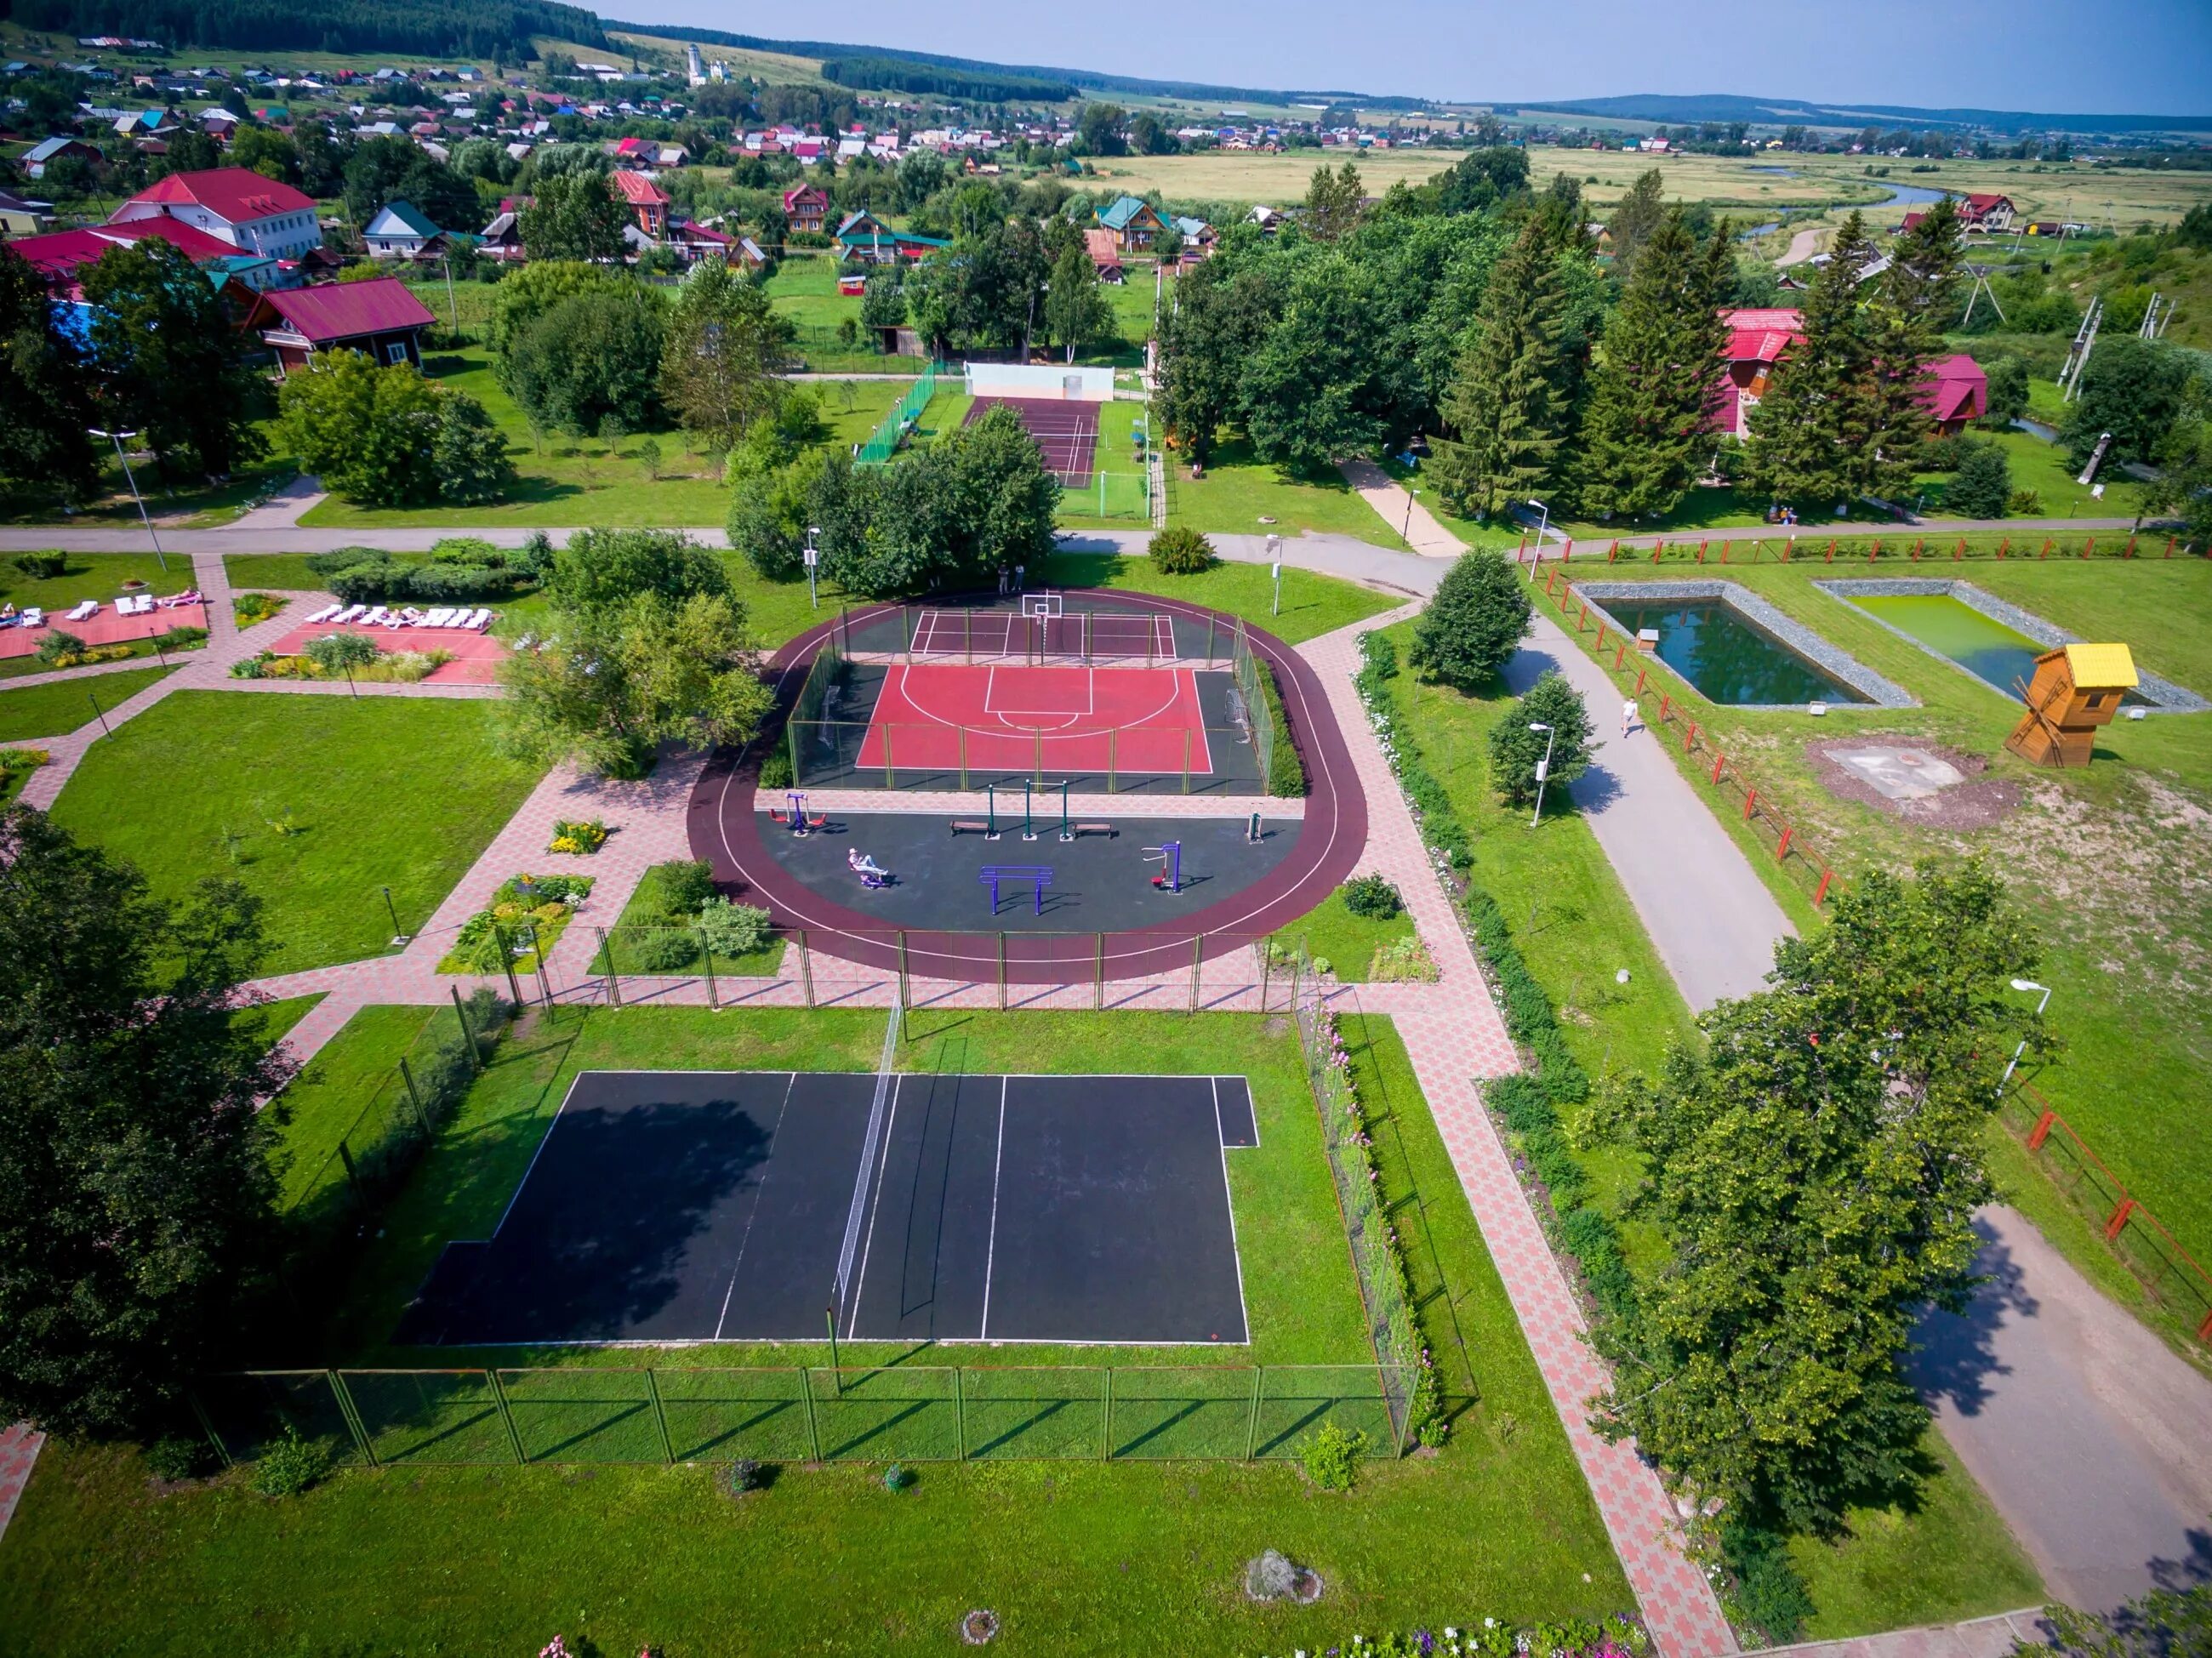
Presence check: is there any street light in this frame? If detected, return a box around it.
[1401,485,1422,541]
[382,884,409,949]
[1526,498,1551,573]
[1998,977,2050,1097]
[1526,721,1558,829]
[1267,532,1282,616]
[804,526,821,610]
[88,428,168,574]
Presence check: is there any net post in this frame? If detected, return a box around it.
[1099,1367,1113,1461]
[1033,729,1043,787]
[1182,727,1191,795]
[1245,1365,1263,1460]
[997,932,1007,1011]
[1108,728,1118,794]
[644,1367,675,1463]
[449,986,482,1074]
[699,928,719,1009]
[397,1057,431,1137]
[958,726,968,793]
[954,1366,966,1461]
[800,1367,824,1462]
[897,930,911,1013]
[493,923,523,1006]
[904,607,915,663]
[1189,933,1202,1012]
[883,723,894,789]
[784,718,800,790]
[825,1305,841,1394]
[186,1387,233,1469]
[597,927,622,1006]
[964,607,972,665]
[326,1370,377,1467]
[798,928,815,1007]
[1093,932,1105,1009]
[485,1368,527,1465]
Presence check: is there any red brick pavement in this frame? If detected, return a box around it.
[0,1423,43,1543]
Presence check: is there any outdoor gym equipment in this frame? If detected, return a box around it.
[1143,840,1183,893]
[980,864,1053,915]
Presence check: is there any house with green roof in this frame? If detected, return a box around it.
[1096,194,1167,252]
[834,209,950,265]
[362,200,444,259]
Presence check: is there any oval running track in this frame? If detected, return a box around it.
[687,592,1367,983]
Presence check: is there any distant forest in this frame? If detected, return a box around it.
[820,56,1076,105]
[12,0,608,60]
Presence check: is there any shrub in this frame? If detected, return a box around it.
[627,927,703,972]
[655,858,720,915]
[1410,550,1531,687]
[249,1427,330,1498]
[1367,934,1439,983]
[1340,874,1402,919]
[305,631,380,675]
[1720,1521,1816,1644]
[1297,1419,1365,1491]
[1148,524,1217,573]
[1249,656,1304,798]
[882,1461,915,1490]
[13,551,68,579]
[35,629,84,666]
[144,1435,215,1481]
[758,745,794,789]
[722,1458,766,1496]
[1944,439,2012,519]
[2008,488,2043,515]
[698,897,773,958]
[1487,670,1592,809]
[232,592,285,625]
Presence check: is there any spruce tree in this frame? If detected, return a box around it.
[1429,221,1571,519]
[1575,209,1732,521]
[1861,196,1967,496]
[1740,214,1884,513]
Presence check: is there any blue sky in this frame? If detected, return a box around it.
[611,0,2212,116]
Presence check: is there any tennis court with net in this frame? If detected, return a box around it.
[398,1065,1257,1347]
[966,395,1099,485]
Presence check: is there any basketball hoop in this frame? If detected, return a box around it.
[1021,591,1064,621]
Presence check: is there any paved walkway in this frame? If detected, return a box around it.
[0,1426,42,1543]
[1772,1610,2046,1658]
[1335,459,1467,557]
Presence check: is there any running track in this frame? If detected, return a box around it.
[689,593,1365,983]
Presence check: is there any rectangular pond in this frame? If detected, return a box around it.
[1827,584,2189,708]
[1599,597,1873,707]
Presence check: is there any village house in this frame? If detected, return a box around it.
[1085,228,1126,282]
[107,168,322,260]
[835,209,950,265]
[241,276,437,374]
[362,200,444,258]
[1710,306,1989,438]
[1096,193,1167,252]
[609,167,670,237]
[782,184,830,235]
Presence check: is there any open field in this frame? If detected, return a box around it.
[1086,149,1465,204]
[48,691,544,974]
[1035,548,1400,645]
[1536,556,2212,1353]
[1371,619,2046,1632]
[0,664,175,743]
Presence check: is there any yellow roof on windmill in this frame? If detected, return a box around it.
[2061,641,2138,688]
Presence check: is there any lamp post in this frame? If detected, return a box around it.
[1526,721,1558,829]
[1267,532,1281,616]
[1998,977,2050,1097]
[1527,497,1551,571]
[804,526,821,610]
[88,428,168,574]
[382,884,409,949]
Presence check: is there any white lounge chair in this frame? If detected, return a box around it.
[469,608,493,631]
[425,607,456,629]
[22,608,43,629]
[66,600,99,622]
[304,603,339,625]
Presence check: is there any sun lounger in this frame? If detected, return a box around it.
[66,600,99,622]
[422,607,453,629]
[22,608,43,628]
[303,603,339,625]
[469,608,493,631]
[396,607,424,628]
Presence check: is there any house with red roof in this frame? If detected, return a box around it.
[783,184,829,232]
[1710,307,1989,438]
[108,168,322,260]
[238,276,437,375]
[609,167,669,237]
[5,217,292,294]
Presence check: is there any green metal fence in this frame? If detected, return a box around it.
[194,1364,1409,1468]
[854,362,941,464]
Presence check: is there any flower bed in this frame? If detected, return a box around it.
[231,648,453,684]
[437,873,594,976]
[549,817,608,855]
[1267,1613,1651,1658]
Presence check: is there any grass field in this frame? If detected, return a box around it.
[1269,885,1419,983]
[1371,620,2046,1632]
[265,1005,440,1211]
[0,1002,1653,1653]
[0,664,174,743]
[1536,556,2212,1353]
[48,692,544,974]
[1171,437,1415,550]
[1035,548,1400,646]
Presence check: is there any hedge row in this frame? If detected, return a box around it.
[1251,652,1306,799]
[1352,632,1472,869]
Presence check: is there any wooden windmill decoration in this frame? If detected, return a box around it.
[2004,642,2138,768]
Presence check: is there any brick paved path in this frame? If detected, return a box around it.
[0,1425,43,1542]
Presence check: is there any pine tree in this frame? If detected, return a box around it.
[1574,210,1733,521]
[1740,214,1884,512]
[1861,196,1967,496]
[1606,168,1668,282]
[1429,221,1572,519]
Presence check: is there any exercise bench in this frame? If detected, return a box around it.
[1069,822,1116,840]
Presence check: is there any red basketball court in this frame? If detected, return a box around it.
[965,395,1098,486]
[855,663,1211,774]
[908,606,1176,665]
[270,621,507,686]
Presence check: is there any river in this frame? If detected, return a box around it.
[1739,169,1952,238]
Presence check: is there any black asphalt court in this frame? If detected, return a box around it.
[400,1070,1255,1347]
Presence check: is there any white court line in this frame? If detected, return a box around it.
[978,1077,1008,1341]
[713,1072,801,1340]
[843,1075,903,1340]
[490,1070,590,1238]
[1211,1076,1255,1343]
[983,664,1095,719]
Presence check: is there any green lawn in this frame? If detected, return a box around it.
[1913,427,2145,521]
[48,692,544,974]
[265,1004,438,1211]
[1171,436,1414,550]
[0,664,174,743]
[0,1002,1638,1653]
[0,551,183,612]
[1375,623,2048,1632]
[592,859,787,977]
[1536,558,2212,1359]
[243,992,322,1057]
[0,452,299,530]
[1271,886,1419,983]
[1035,549,1399,647]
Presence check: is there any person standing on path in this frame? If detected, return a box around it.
[1622,698,1639,738]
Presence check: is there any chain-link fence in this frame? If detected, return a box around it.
[192,1363,1410,1468]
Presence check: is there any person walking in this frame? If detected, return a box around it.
[1622,697,1639,738]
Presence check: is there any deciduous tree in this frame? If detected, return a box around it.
[519,168,626,264]
[658,257,794,452]
[0,245,99,503]
[0,807,292,1436]
[1407,550,1531,687]
[1042,242,1112,363]
[499,286,667,437]
[275,350,512,507]
[1303,162,1365,242]
[79,239,265,481]
[1485,669,1593,807]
